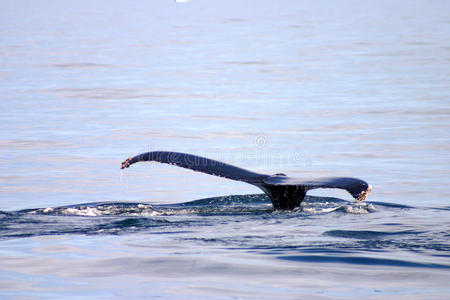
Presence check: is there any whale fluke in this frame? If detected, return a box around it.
[121,151,371,210]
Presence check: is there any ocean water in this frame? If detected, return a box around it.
[1,0,449,298]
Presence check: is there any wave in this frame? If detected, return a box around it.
[0,194,411,240]
[277,255,450,269]
[1,194,448,270]
[5,194,402,218]
[324,229,424,239]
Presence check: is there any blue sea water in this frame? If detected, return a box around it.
[0,0,449,298]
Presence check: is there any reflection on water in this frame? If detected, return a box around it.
[0,195,449,298]
[1,195,382,239]
[1,0,449,298]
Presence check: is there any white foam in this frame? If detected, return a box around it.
[43,207,54,213]
[63,207,102,217]
[302,206,341,214]
[343,203,376,214]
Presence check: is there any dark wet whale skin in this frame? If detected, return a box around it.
[121,151,371,210]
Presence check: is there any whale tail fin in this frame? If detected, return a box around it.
[121,151,268,184]
[261,175,371,209]
[121,151,370,210]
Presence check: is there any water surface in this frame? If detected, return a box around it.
[0,0,449,298]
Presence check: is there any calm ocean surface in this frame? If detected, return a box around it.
[1,0,449,298]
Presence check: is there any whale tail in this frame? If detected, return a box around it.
[121,151,371,210]
[121,151,267,184]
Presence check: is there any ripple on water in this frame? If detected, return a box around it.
[0,194,368,239]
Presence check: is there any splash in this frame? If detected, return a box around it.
[19,195,377,218]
